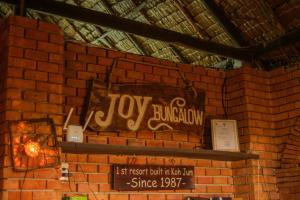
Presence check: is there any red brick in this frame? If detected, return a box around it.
[213,177,228,184]
[108,137,127,145]
[8,36,36,49]
[161,76,177,85]
[38,21,62,34]
[7,57,36,69]
[144,73,160,82]
[67,61,86,71]
[66,42,86,53]
[77,182,99,193]
[88,46,106,56]
[88,155,108,163]
[98,57,114,66]
[49,73,64,83]
[49,33,64,44]
[5,111,21,120]
[25,49,48,61]
[37,82,62,94]
[8,191,32,200]
[23,91,47,102]
[7,67,23,78]
[49,94,64,104]
[65,51,77,60]
[38,41,63,53]
[78,54,97,63]
[33,168,58,179]
[66,96,84,105]
[109,155,127,164]
[137,130,154,139]
[146,140,163,147]
[197,160,211,167]
[88,174,109,183]
[135,63,153,73]
[2,180,19,189]
[8,25,24,37]
[37,61,59,73]
[6,78,36,89]
[8,16,37,28]
[66,79,86,88]
[46,180,61,190]
[126,53,143,61]
[36,103,62,114]
[117,60,134,70]
[153,66,168,75]
[24,70,48,81]
[25,29,48,41]
[49,53,64,64]
[87,64,107,73]
[79,163,98,173]
[127,70,143,80]
[6,89,22,99]
[32,191,57,200]
[107,50,125,58]
[77,71,97,79]
[7,46,23,57]
[143,56,160,64]
[207,185,222,193]
[197,176,213,184]
[130,194,148,200]
[22,179,46,189]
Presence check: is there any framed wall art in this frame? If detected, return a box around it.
[211,119,240,152]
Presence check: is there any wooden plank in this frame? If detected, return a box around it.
[60,142,259,161]
[84,81,205,133]
[0,0,254,61]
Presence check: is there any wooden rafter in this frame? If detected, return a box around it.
[202,0,248,47]
[1,0,299,61]
[0,0,254,60]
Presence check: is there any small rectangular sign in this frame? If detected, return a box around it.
[84,80,205,134]
[112,165,195,191]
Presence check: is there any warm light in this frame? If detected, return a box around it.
[24,141,40,157]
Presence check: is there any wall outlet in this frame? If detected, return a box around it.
[60,162,69,181]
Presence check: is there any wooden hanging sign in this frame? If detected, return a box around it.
[84,79,205,133]
[112,164,195,191]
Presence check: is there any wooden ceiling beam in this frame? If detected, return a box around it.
[202,0,248,47]
[3,0,254,60]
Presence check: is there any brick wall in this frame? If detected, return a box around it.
[269,67,300,200]
[0,16,65,200]
[0,15,300,200]
[62,42,234,199]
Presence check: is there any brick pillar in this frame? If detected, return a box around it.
[227,66,280,200]
[0,16,64,200]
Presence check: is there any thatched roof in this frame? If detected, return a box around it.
[0,0,299,69]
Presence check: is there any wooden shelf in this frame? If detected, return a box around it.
[60,142,259,161]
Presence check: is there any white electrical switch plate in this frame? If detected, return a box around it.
[66,125,83,143]
[59,162,69,181]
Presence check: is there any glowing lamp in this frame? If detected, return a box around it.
[24,141,40,157]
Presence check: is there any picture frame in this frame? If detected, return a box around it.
[211,119,240,152]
